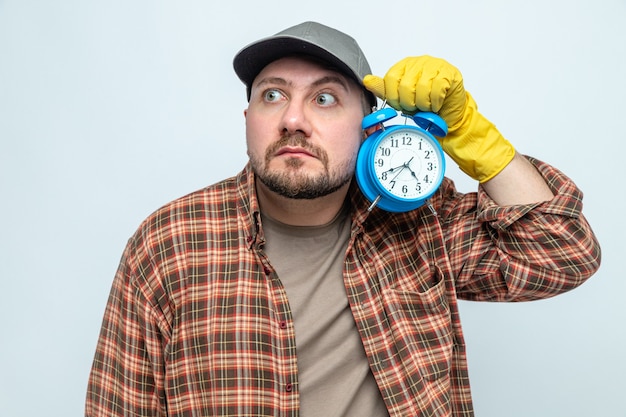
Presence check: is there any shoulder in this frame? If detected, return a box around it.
[131,167,254,248]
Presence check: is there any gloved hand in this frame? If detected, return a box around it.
[363,56,515,183]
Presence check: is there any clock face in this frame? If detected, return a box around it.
[373,127,444,200]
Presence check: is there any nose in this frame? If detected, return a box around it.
[280,99,312,136]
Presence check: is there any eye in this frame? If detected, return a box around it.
[315,93,336,106]
[264,89,284,102]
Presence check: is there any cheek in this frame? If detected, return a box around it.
[327,125,363,165]
[337,120,365,151]
[245,112,271,155]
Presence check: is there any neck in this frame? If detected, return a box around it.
[255,181,350,226]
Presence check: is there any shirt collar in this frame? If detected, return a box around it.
[236,162,375,248]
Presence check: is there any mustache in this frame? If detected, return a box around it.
[265,133,326,162]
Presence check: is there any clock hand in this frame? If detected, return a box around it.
[403,157,419,180]
[383,164,404,174]
[384,156,416,174]
[386,157,416,186]
[389,164,407,183]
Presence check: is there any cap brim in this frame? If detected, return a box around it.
[233,36,376,107]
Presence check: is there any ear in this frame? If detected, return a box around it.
[244,109,248,117]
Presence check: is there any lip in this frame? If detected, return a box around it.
[274,146,317,158]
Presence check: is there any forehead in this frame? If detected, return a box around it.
[252,55,356,88]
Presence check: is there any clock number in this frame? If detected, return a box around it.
[380,147,391,156]
[424,150,431,159]
[402,185,408,194]
[376,158,384,167]
[402,136,412,146]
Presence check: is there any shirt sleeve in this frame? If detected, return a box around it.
[85,237,167,416]
[440,156,601,302]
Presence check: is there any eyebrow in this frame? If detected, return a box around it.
[255,77,289,89]
[312,75,350,92]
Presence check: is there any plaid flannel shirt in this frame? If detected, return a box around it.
[86,157,600,416]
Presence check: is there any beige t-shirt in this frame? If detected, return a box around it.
[261,209,388,417]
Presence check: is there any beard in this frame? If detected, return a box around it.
[249,133,355,200]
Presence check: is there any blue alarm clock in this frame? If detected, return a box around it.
[355,108,448,212]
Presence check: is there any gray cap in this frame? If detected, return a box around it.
[233,21,377,107]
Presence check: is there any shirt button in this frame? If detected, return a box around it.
[263,267,271,275]
[279,321,287,329]
[285,383,293,392]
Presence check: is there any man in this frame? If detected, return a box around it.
[86,21,601,416]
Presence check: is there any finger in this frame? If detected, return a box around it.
[430,64,461,113]
[363,75,386,100]
[413,62,438,112]
[397,70,419,113]
[381,61,406,110]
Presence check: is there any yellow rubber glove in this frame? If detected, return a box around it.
[364,56,515,183]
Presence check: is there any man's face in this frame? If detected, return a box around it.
[244,56,366,199]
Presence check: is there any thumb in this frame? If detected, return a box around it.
[363,74,386,100]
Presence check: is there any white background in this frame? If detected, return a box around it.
[1,1,624,415]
